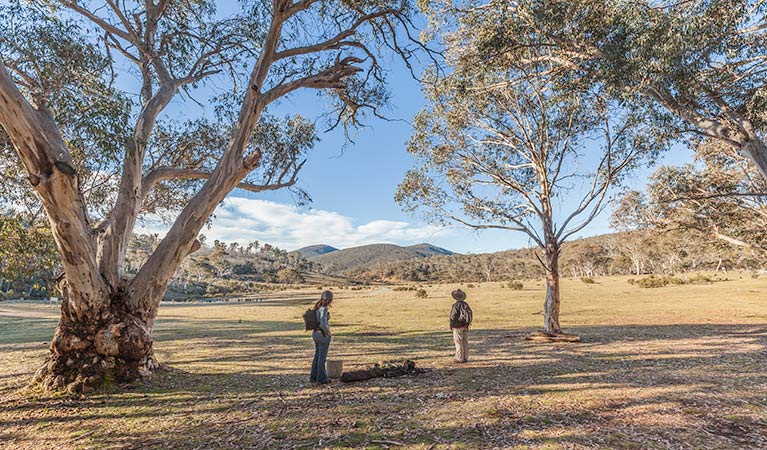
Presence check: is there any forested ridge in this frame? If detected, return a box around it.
[3,218,763,298]
[349,230,765,282]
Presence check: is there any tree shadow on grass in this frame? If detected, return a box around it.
[2,320,766,449]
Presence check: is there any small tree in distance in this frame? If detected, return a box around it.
[397,46,666,335]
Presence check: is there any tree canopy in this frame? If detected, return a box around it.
[420,0,767,180]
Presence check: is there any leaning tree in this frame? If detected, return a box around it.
[0,0,422,393]
[433,0,767,180]
[397,39,665,334]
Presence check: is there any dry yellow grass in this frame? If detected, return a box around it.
[1,274,766,449]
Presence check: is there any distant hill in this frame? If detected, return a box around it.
[308,243,454,273]
[406,243,454,258]
[293,244,338,259]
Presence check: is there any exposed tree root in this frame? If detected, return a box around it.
[29,319,159,395]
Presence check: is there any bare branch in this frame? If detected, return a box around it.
[140,161,305,200]
[260,57,363,105]
[274,9,396,60]
[62,1,136,44]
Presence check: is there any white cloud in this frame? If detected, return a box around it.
[137,196,450,251]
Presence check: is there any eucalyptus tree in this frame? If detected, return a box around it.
[423,0,767,180]
[397,49,663,334]
[0,0,422,393]
[647,140,767,255]
[609,192,655,275]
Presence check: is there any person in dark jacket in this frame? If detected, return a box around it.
[449,289,473,363]
[310,290,333,384]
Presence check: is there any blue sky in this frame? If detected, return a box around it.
[151,59,693,254]
[134,12,694,254]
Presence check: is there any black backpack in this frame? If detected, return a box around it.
[303,308,319,331]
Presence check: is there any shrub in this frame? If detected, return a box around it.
[415,289,428,298]
[580,277,596,284]
[507,280,524,290]
[751,272,760,279]
[466,283,475,288]
[205,284,229,296]
[627,278,635,285]
[687,274,714,284]
[636,276,668,288]
[665,276,686,285]
[393,286,416,291]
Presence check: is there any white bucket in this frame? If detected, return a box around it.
[326,360,343,379]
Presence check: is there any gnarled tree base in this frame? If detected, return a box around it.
[526,331,581,343]
[30,318,159,394]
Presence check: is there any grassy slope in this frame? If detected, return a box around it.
[1,274,766,449]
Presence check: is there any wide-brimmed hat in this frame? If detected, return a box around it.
[321,290,334,301]
[451,289,466,301]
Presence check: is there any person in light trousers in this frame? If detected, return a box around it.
[449,289,473,363]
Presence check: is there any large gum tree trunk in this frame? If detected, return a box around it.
[32,63,267,394]
[32,279,161,394]
[0,64,164,394]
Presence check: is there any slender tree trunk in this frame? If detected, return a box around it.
[543,247,562,334]
[540,217,562,334]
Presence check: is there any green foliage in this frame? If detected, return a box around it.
[0,1,133,216]
[414,289,428,298]
[442,0,767,178]
[398,1,667,293]
[507,280,524,290]
[580,277,596,284]
[635,273,718,288]
[0,213,58,295]
[1,0,425,241]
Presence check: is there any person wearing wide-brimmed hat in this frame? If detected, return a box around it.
[449,288,473,363]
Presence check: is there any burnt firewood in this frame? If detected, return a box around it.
[340,360,429,383]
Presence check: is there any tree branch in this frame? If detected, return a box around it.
[260,56,364,106]
[62,1,136,44]
[274,9,396,60]
[140,162,305,200]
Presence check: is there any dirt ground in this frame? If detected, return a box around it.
[1,275,766,449]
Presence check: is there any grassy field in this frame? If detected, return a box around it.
[1,274,766,449]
